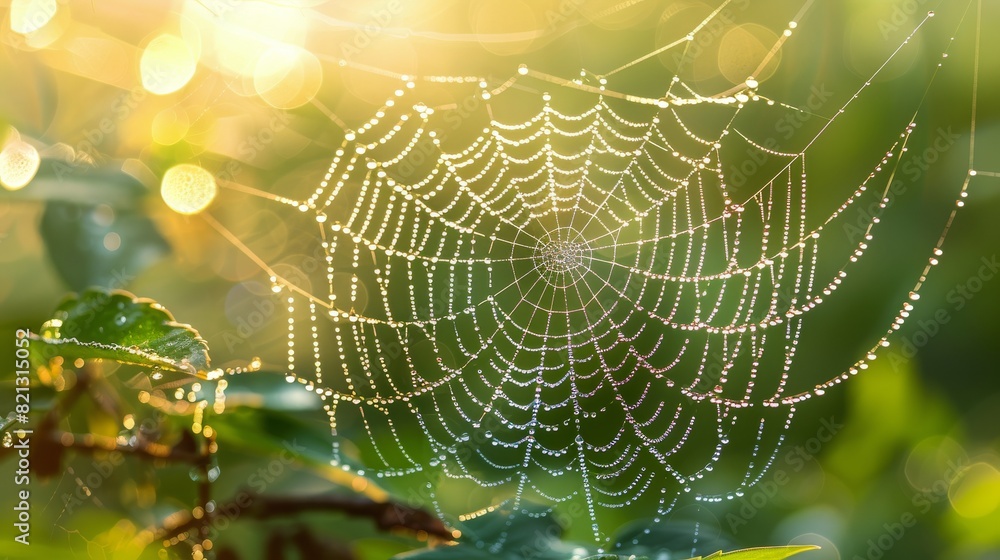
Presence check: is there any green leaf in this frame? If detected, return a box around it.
[695,545,820,560]
[393,504,818,560]
[221,371,324,411]
[40,200,169,291]
[29,288,210,377]
[209,406,334,471]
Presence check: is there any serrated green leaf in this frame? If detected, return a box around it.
[29,288,210,377]
[692,545,820,560]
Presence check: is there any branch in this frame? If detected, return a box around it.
[48,430,209,465]
[157,491,457,542]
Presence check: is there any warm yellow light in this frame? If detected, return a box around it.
[161,164,217,215]
[949,462,1000,518]
[141,34,198,95]
[152,108,191,145]
[189,0,306,78]
[719,24,782,86]
[253,46,323,109]
[0,140,41,191]
[10,0,57,35]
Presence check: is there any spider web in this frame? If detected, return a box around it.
[209,0,987,550]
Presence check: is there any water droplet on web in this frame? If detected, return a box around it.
[214,11,980,544]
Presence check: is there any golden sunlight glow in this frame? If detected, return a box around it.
[0,140,41,191]
[161,164,217,215]
[141,34,198,95]
[253,46,323,109]
[718,24,782,86]
[9,0,57,35]
[152,108,191,145]
[472,0,537,56]
[183,0,306,81]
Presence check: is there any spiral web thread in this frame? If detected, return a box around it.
[207,1,990,550]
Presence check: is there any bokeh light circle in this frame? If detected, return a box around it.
[161,164,217,215]
[719,23,782,86]
[949,462,1000,518]
[0,140,41,191]
[141,34,198,95]
[253,46,323,109]
[9,0,57,35]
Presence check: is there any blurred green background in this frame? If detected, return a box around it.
[1,0,999,559]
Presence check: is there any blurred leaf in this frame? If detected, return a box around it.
[354,537,416,560]
[209,406,334,470]
[608,520,730,557]
[221,371,324,411]
[697,545,819,559]
[4,161,151,207]
[29,288,210,376]
[396,506,769,560]
[40,200,169,291]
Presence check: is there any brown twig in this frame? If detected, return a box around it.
[6,359,454,558]
[157,491,457,543]
[48,429,209,465]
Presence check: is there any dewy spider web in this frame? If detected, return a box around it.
[206,0,988,550]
